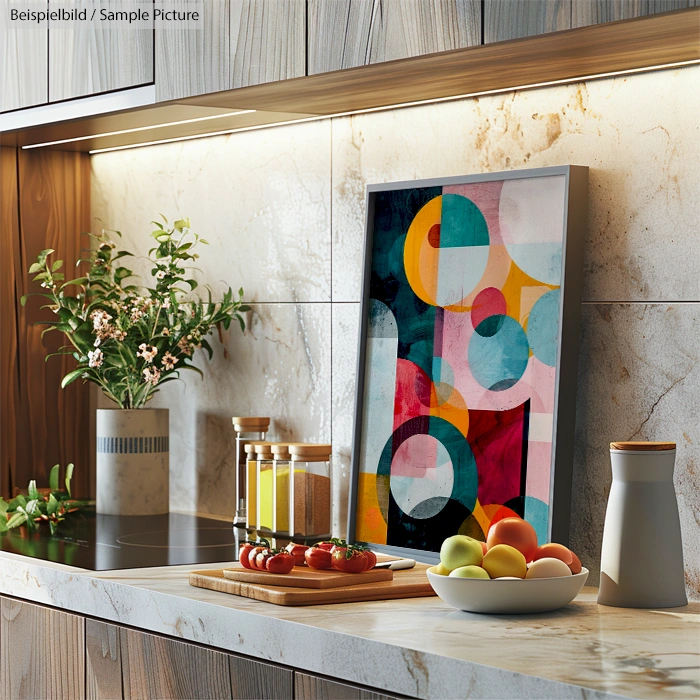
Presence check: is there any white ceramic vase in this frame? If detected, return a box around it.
[96,408,169,516]
[598,442,686,608]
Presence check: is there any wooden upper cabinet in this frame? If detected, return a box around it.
[0,8,48,111]
[572,0,698,27]
[1,597,85,700]
[484,0,570,42]
[48,0,154,102]
[156,0,305,102]
[307,0,481,74]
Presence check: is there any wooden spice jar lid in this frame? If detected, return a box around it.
[232,417,270,432]
[244,441,275,454]
[289,443,332,462]
[610,441,676,451]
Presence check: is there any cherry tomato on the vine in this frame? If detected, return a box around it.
[305,546,333,570]
[266,551,295,574]
[239,543,255,569]
[285,543,307,566]
[331,546,369,573]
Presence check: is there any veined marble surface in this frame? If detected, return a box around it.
[0,552,697,700]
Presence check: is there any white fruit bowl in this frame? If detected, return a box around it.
[427,567,589,614]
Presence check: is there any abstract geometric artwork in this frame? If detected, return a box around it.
[350,166,587,556]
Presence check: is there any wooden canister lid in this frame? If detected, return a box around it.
[244,441,275,454]
[289,443,332,461]
[610,441,676,451]
[232,417,270,432]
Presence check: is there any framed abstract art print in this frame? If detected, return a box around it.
[348,165,588,562]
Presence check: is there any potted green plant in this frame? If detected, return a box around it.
[24,217,248,515]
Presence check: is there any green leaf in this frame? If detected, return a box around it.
[47,493,59,516]
[37,249,55,265]
[0,499,8,516]
[185,279,198,290]
[49,464,60,491]
[61,368,86,389]
[28,480,39,501]
[8,495,26,510]
[174,219,187,231]
[65,463,74,497]
[24,499,39,515]
[0,519,8,533]
[51,259,64,271]
[28,262,44,274]
[5,511,27,529]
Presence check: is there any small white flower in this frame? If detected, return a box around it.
[94,337,101,347]
[162,298,171,309]
[137,343,158,363]
[142,366,161,386]
[88,348,103,368]
[162,327,170,337]
[156,270,166,280]
[161,352,178,370]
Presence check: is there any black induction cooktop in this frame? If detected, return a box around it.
[0,510,238,571]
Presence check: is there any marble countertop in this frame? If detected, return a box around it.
[0,551,697,700]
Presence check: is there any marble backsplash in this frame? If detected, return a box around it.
[91,64,700,599]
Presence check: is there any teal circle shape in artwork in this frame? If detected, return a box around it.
[523,496,549,546]
[468,315,529,392]
[527,289,560,367]
[439,194,489,248]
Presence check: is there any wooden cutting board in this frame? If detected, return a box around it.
[190,565,436,606]
[222,564,393,588]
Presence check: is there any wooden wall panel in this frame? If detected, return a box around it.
[0,148,21,500]
[573,0,698,27]
[229,0,306,89]
[119,624,233,699]
[229,654,293,699]
[155,0,230,102]
[0,597,85,700]
[295,673,405,700]
[308,0,481,75]
[0,9,48,111]
[484,0,570,42]
[0,148,91,499]
[48,0,153,102]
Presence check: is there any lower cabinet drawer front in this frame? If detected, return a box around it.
[295,672,408,700]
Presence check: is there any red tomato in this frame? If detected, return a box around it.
[331,547,368,573]
[285,543,307,567]
[266,552,295,574]
[532,543,573,566]
[364,550,377,571]
[569,551,582,574]
[239,543,254,569]
[486,517,538,562]
[247,546,267,570]
[255,549,273,571]
[316,541,337,551]
[305,546,332,570]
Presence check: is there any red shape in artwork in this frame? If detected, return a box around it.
[428,224,441,248]
[393,359,431,432]
[471,287,507,330]
[467,402,528,507]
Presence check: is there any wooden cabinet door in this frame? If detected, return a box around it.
[0,10,48,111]
[86,619,293,700]
[48,0,153,101]
[156,0,305,102]
[307,0,481,75]
[295,672,407,700]
[0,597,85,700]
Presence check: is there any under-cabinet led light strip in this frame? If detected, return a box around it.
[26,58,699,155]
[20,110,257,149]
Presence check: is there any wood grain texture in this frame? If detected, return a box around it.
[190,566,436,605]
[229,655,293,700]
[230,0,305,88]
[0,149,92,498]
[0,148,21,500]
[307,0,481,74]
[155,0,230,102]
[0,9,48,111]
[295,673,405,700]
[119,625,233,699]
[573,0,698,28]
[48,0,153,102]
[484,0,571,42]
[0,597,85,700]
[190,7,700,115]
[86,620,123,700]
[610,441,676,451]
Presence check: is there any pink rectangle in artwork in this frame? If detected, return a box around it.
[526,441,553,504]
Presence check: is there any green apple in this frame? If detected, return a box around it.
[439,535,483,572]
[449,565,490,579]
[433,562,451,576]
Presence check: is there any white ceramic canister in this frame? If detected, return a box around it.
[598,441,686,608]
[96,408,169,515]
